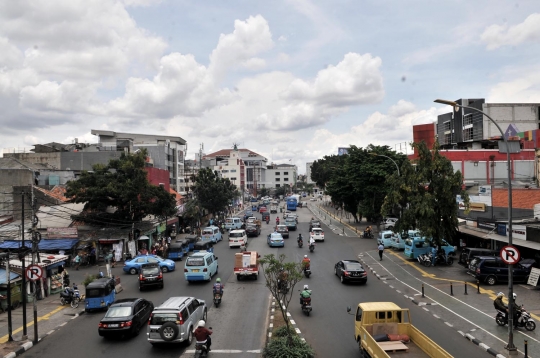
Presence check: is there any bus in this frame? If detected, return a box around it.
[286,197,298,211]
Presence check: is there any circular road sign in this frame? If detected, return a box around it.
[500,245,521,265]
[25,264,43,281]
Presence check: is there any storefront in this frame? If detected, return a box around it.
[98,238,123,263]
[7,254,68,301]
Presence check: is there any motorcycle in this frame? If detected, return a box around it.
[213,292,222,307]
[363,230,374,239]
[298,239,303,248]
[303,267,311,278]
[417,253,431,267]
[194,327,212,358]
[301,297,312,316]
[309,243,315,253]
[60,284,81,308]
[266,219,270,225]
[496,307,536,331]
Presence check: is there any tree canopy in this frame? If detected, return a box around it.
[65,149,177,225]
[382,141,470,245]
[191,168,238,215]
[311,145,407,222]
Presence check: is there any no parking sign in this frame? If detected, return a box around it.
[500,245,520,265]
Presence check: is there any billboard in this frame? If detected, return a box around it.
[338,147,349,156]
[47,227,78,239]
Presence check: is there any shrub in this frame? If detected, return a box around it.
[273,325,296,338]
[82,274,96,286]
[263,335,314,358]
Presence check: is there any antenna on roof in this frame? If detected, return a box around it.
[232,143,239,151]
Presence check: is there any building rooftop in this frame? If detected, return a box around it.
[0,157,50,170]
[91,129,186,145]
[203,148,265,159]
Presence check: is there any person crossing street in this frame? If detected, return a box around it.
[378,243,384,261]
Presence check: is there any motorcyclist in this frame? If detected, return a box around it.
[297,233,303,245]
[365,226,373,238]
[494,292,508,321]
[193,320,212,352]
[266,216,270,224]
[301,255,311,271]
[276,217,280,225]
[213,278,224,297]
[309,236,316,248]
[510,293,521,328]
[300,284,312,305]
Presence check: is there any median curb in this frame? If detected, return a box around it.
[266,298,307,344]
[459,331,507,358]
[2,308,86,358]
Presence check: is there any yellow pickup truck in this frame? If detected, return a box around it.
[347,302,452,358]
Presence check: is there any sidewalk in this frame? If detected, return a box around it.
[0,264,107,356]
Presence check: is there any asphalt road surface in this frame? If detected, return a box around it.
[18,202,495,358]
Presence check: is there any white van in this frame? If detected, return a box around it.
[229,229,248,248]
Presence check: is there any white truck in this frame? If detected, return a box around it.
[234,251,260,280]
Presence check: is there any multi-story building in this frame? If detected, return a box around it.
[266,163,298,189]
[436,99,540,150]
[204,147,267,194]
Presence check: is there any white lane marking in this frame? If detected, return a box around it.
[445,322,453,327]
[47,329,55,335]
[364,251,531,352]
[423,307,429,312]
[269,323,273,328]
[289,320,295,325]
[433,314,440,319]
[389,285,394,289]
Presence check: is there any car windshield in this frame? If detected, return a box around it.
[286,218,295,222]
[271,234,282,239]
[105,306,132,318]
[230,232,244,238]
[313,229,322,233]
[142,266,160,275]
[186,258,205,266]
[226,219,233,224]
[277,225,286,230]
[345,263,363,270]
[202,230,213,235]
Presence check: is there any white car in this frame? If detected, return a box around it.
[229,229,248,248]
[310,228,325,242]
[246,217,257,224]
[383,217,398,230]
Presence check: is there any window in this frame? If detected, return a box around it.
[463,114,473,126]
[181,308,189,321]
[275,178,280,182]
[284,178,289,182]
[231,169,237,172]
[222,170,229,173]
[206,256,213,265]
[276,184,280,188]
[284,172,289,175]
[356,307,363,322]
[275,172,280,175]
[463,127,474,141]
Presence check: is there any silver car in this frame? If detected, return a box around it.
[147,296,207,346]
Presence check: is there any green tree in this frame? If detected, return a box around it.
[274,184,289,197]
[259,187,270,197]
[382,141,470,245]
[191,168,238,215]
[66,149,176,225]
[259,254,304,346]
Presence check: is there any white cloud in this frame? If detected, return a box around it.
[20,80,99,114]
[121,0,161,6]
[487,71,540,103]
[0,36,23,68]
[24,135,41,146]
[209,15,274,81]
[107,52,234,119]
[241,57,266,71]
[305,101,439,156]
[481,13,540,50]
[278,35,287,42]
[283,53,384,107]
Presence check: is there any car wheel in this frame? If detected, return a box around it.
[334,267,337,276]
[340,275,345,284]
[161,267,168,273]
[129,268,138,275]
[159,322,179,342]
[139,286,143,291]
[203,309,208,322]
[184,329,193,346]
[132,323,140,337]
[486,275,497,285]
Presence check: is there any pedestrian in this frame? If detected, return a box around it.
[167,236,172,245]
[74,253,81,270]
[431,245,438,266]
[111,250,116,268]
[89,246,96,265]
[378,243,384,261]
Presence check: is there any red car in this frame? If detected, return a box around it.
[259,207,268,213]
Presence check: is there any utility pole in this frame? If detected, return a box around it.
[30,188,40,344]
[3,253,14,341]
[20,193,27,339]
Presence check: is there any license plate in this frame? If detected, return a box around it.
[192,269,199,272]
[108,324,119,328]
[147,278,154,281]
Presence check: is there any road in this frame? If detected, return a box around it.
[19,200,496,358]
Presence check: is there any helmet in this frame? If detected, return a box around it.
[513,293,517,300]
[216,278,221,283]
[304,255,308,258]
[496,292,504,298]
[198,320,205,328]
[303,285,309,290]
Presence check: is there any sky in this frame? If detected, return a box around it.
[1,0,540,174]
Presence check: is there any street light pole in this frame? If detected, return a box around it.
[435,99,516,354]
[369,153,400,176]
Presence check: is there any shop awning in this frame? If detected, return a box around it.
[38,239,79,251]
[138,235,150,241]
[459,226,540,251]
[0,269,21,284]
[0,239,79,251]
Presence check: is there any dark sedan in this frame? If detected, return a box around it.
[276,224,289,238]
[98,298,154,338]
[334,260,367,284]
[245,224,261,237]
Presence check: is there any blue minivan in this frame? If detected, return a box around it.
[201,226,222,243]
[403,236,456,259]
